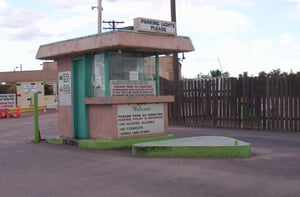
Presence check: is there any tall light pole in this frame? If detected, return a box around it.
[92,0,103,33]
[171,0,179,80]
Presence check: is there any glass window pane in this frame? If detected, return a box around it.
[108,52,157,96]
[92,54,105,97]
[44,81,57,96]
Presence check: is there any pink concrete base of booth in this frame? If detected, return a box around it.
[85,96,174,140]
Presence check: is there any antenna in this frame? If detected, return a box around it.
[217,57,223,72]
[103,20,124,31]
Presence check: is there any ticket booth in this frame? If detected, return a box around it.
[36,17,194,140]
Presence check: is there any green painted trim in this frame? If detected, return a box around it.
[83,53,92,97]
[72,57,89,139]
[104,51,110,96]
[155,54,160,96]
[79,135,174,149]
[132,143,251,158]
[47,138,64,145]
[71,59,77,138]
[141,57,145,81]
[83,53,92,139]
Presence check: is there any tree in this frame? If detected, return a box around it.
[238,71,248,78]
[222,71,230,77]
[258,71,267,77]
[210,69,222,77]
[268,69,281,76]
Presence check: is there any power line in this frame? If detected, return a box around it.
[102,20,124,31]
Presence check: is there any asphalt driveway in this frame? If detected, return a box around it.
[1,111,300,197]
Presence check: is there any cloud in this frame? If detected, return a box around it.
[287,0,300,7]
[0,7,43,29]
[176,5,252,36]
[0,2,47,42]
[279,33,295,47]
[0,0,7,8]
[9,26,52,41]
[46,0,92,9]
[282,0,300,20]
[102,0,170,23]
[251,40,272,56]
[178,0,253,7]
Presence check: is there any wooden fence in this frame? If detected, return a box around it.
[160,75,300,132]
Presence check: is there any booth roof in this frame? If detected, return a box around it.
[36,30,194,60]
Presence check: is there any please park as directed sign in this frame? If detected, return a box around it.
[0,94,16,109]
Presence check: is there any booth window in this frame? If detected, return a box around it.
[44,81,57,96]
[108,51,157,96]
[92,54,105,97]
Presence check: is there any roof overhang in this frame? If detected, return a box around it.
[36,30,194,60]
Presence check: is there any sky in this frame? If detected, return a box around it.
[0,0,300,78]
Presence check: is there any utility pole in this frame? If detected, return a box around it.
[92,0,103,33]
[171,0,179,80]
[97,0,102,33]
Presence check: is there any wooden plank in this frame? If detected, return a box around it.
[265,77,269,130]
[255,77,261,129]
[292,76,298,131]
[261,77,266,130]
[200,79,205,126]
[206,79,212,127]
[226,78,231,128]
[224,78,229,127]
[270,77,275,130]
[178,80,184,125]
[296,75,300,131]
[193,79,199,126]
[272,77,279,131]
[255,77,264,129]
[186,80,191,125]
[231,78,238,128]
[279,76,284,131]
[219,78,223,127]
[191,79,196,125]
[288,77,293,130]
[248,78,252,129]
[283,76,289,131]
[237,77,242,128]
[242,77,248,129]
[212,78,218,127]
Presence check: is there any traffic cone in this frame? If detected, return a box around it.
[15,106,21,118]
[4,109,8,118]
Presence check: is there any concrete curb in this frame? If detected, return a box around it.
[132,136,251,158]
[47,135,174,149]
[79,135,174,149]
[47,138,64,145]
